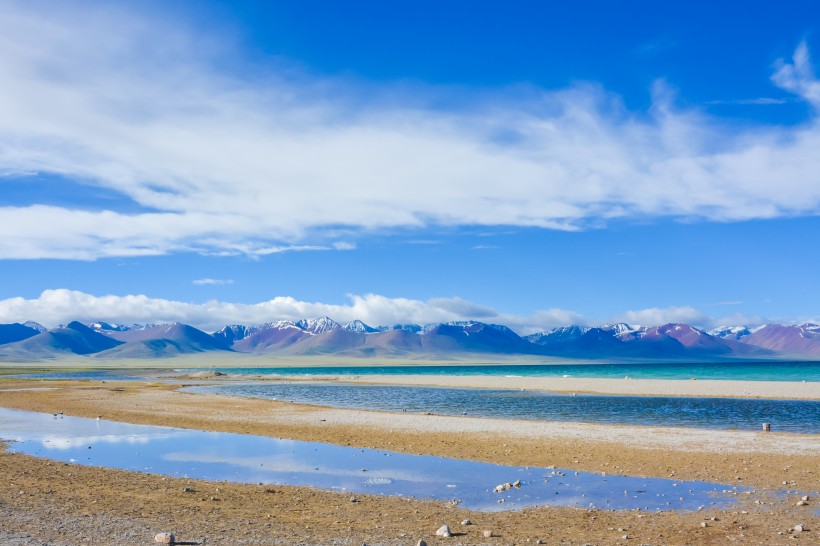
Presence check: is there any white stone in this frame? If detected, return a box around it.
[436,525,452,537]
[154,532,175,544]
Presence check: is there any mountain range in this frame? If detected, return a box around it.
[0,318,818,361]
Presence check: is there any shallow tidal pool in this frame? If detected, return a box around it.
[0,407,753,512]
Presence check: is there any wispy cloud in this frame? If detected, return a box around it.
[772,41,820,107]
[1,4,820,260]
[0,169,38,178]
[704,97,792,105]
[206,243,355,258]
[192,278,234,286]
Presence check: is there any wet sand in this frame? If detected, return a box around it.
[0,376,817,545]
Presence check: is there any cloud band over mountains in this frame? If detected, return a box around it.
[0,289,793,335]
[1,2,820,259]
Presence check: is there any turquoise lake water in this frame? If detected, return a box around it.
[206,360,820,382]
[188,383,820,434]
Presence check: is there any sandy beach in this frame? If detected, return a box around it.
[0,373,817,544]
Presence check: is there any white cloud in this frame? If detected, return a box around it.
[0,289,785,333]
[0,4,819,260]
[192,278,234,286]
[614,307,803,330]
[0,289,580,334]
[614,306,708,327]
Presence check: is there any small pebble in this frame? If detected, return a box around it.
[482,530,493,538]
[461,519,473,526]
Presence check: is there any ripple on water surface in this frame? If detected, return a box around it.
[187,383,820,434]
[205,360,820,382]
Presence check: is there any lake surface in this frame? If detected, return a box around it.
[9,360,820,383]
[0,407,751,512]
[188,383,820,434]
[5,370,143,381]
[204,360,820,382]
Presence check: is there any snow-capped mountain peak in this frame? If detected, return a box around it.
[89,321,132,332]
[88,321,157,333]
[797,323,820,337]
[343,320,378,333]
[550,325,591,336]
[708,325,751,340]
[295,317,341,335]
[23,321,47,332]
[381,324,423,333]
[213,324,256,344]
[525,325,590,344]
[599,323,639,335]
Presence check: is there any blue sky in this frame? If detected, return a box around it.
[0,0,819,332]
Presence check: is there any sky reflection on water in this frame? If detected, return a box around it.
[0,407,752,512]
